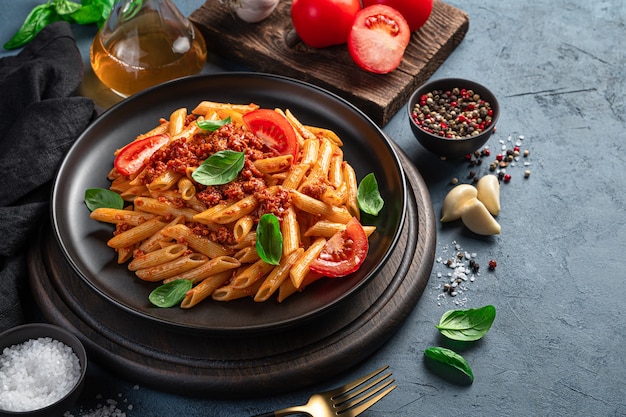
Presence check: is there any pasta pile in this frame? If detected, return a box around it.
[89,101,375,308]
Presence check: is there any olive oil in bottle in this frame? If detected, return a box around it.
[90,0,207,97]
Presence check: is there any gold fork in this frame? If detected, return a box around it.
[251,365,396,417]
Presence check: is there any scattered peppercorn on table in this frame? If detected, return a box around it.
[1,0,625,416]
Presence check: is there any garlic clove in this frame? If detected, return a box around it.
[440,184,478,222]
[234,0,279,23]
[461,198,501,235]
[476,174,501,216]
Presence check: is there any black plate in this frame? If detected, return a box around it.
[51,73,407,335]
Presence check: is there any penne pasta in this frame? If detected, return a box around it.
[254,248,304,302]
[135,253,208,282]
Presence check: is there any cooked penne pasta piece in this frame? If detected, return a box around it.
[181,270,232,308]
[230,259,274,289]
[212,280,263,302]
[289,237,326,289]
[128,243,187,271]
[233,215,254,243]
[328,149,344,188]
[281,162,310,190]
[253,155,293,174]
[278,271,324,302]
[133,197,198,222]
[137,215,184,253]
[300,139,319,165]
[254,248,304,302]
[192,101,259,116]
[304,125,343,146]
[177,177,196,201]
[107,218,167,249]
[135,253,208,282]
[290,190,352,224]
[285,109,316,141]
[90,208,156,226]
[164,255,241,284]
[168,107,187,136]
[233,246,260,263]
[147,170,182,192]
[281,206,300,256]
[343,162,360,220]
[161,224,232,258]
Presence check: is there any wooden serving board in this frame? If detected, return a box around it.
[27,149,436,398]
[190,0,469,126]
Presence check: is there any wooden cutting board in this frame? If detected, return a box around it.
[190,0,469,126]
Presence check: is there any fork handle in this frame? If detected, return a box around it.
[250,407,311,416]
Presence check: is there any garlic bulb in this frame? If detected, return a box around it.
[476,174,500,216]
[224,0,280,23]
[440,184,478,222]
[461,198,501,236]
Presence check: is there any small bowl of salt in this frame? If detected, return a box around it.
[0,323,87,417]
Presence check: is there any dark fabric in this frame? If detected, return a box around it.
[0,22,95,332]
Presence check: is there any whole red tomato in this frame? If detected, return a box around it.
[362,0,433,32]
[291,0,361,48]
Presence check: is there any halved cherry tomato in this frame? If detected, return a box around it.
[347,4,411,74]
[309,217,369,277]
[362,0,433,32]
[291,0,361,48]
[242,109,299,160]
[113,134,169,177]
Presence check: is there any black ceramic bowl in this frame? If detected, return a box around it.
[0,323,87,417]
[407,78,499,158]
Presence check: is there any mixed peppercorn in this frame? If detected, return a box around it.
[411,87,495,139]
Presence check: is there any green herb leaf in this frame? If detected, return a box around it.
[357,173,384,216]
[256,214,283,265]
[191,150,245,186]
[424,347,474,384]
[197,117,232,132]
[435,304,496,342]
[149,279,193,308]
[84,188,124,211]
[4,3,57,50]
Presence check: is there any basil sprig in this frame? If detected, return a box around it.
[4,0,115,50]
[197,117,232,131]
[256,213,283,265]
[424,347,474,384]
[191,150,245,186]
[435,305,496,341]
[357,173,384,216]
[149,279,193,308]
[84,188,124,211]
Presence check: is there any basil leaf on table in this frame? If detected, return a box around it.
[256,213,283,265]
[435,304,496,341]
[191,150,245,186]
[357,173,384,216]
[424,347,474,384]
[84,188,124,211]
[197,117,232,131]
[149,279,193,308]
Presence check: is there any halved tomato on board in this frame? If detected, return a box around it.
[242,109,299,160]
[347,4,411,74]
[114,134,169,176]
[310,217,369,277]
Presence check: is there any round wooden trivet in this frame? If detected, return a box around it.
[27,150,436,398]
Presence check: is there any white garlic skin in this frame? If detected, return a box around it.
[234,0,279,23]
[476,174,501,216]
[461,198,501,235]
[440,184,478,222]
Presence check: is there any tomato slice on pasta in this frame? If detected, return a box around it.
[114,134,169,176]
[242,109,299,159]
[310,217,369,277]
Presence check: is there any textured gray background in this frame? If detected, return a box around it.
[1,0,625,415]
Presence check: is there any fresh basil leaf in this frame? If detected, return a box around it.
[357,173,384,216]
[84,188,124,211]
[256,214,283,265]
[4,4,57,50]
[191,150,245,186]
[54,0,82,16]
[424,347,474,384]
[149,279,193,308]
[435,305,496,341]
[69,3,105,25]
[197,117,232,132]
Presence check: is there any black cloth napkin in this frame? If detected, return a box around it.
[0,22,95,333]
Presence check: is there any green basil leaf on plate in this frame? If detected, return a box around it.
[84,188,124,211]
[357,172,384,216]
[256,213,283,265]
[149,279,193,308]
[191,150,245,186]
[197,117,232,131]
[435,304,496,341]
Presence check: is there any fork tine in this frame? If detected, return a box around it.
[328,365,389,397]
[338,384,397,417]
[334,373,395,413]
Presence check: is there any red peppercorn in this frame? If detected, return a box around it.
[503,173,512,183]
[496,153,503,161]
[488,259,497,270]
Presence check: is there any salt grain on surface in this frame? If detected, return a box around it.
[0,337,81,412]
